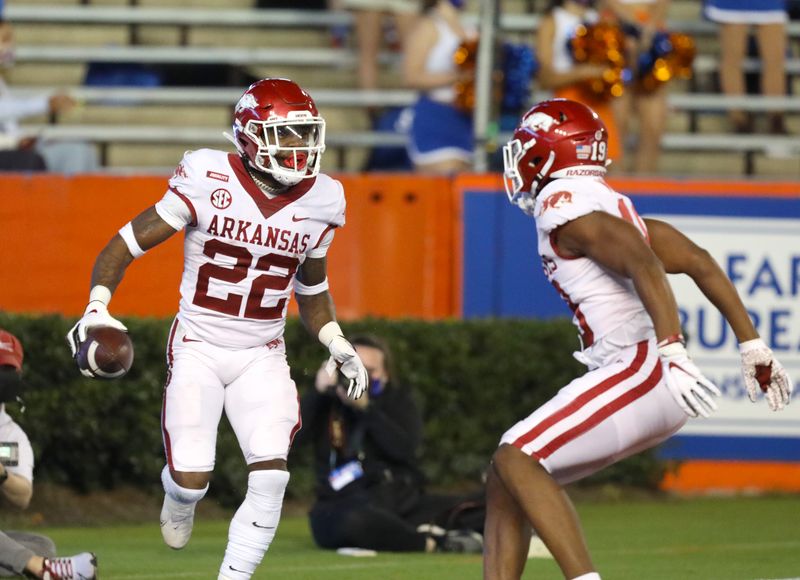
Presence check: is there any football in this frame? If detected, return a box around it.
[77,326,134,379]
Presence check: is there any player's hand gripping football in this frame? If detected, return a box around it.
[658,340,721,418]
[66,300,128,358]
[739,338,793,412]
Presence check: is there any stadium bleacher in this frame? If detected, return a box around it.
[3,0,799,176]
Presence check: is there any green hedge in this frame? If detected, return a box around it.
[0,313,667,505]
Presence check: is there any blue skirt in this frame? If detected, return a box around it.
[703,0,787,23]
[407,95,474,166]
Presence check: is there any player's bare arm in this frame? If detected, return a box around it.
[68,207,178,357]
[295,257,336,337]
[91,207,178,293]
[645,219,791,410]
[296,256,369,400]
[645,218,758,343]
[555,211,682,341]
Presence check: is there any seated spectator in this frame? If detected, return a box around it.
[296,334,485,553]
[0,329,97,579]
[703,0,789,134]
[402,0,475,174]
[0,21,98,174]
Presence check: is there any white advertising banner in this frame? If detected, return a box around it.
[661,215,800,439]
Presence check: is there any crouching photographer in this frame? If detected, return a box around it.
[0,329,97,580]
[295,334,485,554]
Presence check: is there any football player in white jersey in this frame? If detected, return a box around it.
[485,99,793,580]
[65,78,369,580]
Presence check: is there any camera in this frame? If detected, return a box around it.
[0,442,19,466]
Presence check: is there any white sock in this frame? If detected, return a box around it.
[571,573,601,580]
[219,470,290,579]
[161,465,208,505]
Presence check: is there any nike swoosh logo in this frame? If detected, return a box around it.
[230,565,248,573]
[182,336,201,343]
[252,521,275,529]
[291,215,309,222]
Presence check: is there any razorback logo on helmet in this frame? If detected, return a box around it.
[538,191,573,216]
[236,93,258,112]
[174,163,188,179]
[522,112,558,133]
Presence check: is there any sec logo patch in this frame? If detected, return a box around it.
[210,188,232,210]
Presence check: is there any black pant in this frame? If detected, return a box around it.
[309,486,485,552]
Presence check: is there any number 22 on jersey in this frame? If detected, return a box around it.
[193,239,300,320]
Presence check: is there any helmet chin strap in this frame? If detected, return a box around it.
[531,150,557,194]
[272,172,304,186]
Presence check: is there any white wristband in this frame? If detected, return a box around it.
[657,341,687,358]
[119,222,146,258]
[739,338,767,353]
[294,277,329,296]
[318,321,344,347]
[88,285,112,307]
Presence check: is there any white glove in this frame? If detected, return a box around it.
[658,341,721,418]
[739,338,793,412]
[66,298,127,357]
[319,322,368,400]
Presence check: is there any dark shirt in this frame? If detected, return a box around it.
[296,382,425,500]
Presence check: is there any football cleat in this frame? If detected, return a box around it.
[439,529,484,554]
[160,493,196,550]
[42,552,97,580]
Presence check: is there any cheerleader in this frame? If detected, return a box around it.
[605,0,671,174]
[537,0,624,165]
[403,0,475,174]
[703,0,788,134]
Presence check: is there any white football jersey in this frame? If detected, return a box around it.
[155,149,345,349]
[0,406,34,483]
[535,177,654,360]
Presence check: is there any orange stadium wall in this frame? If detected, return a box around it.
[0,174,459,320]
[2,173,800,494]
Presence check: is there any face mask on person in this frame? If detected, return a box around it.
[368,378,386,397]
[0,368,22,403]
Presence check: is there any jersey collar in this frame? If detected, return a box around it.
[228,153,316,220]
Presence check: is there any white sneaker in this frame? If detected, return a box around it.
[42,552,97,580]
[160,493,196,549]
[527,534,553,559]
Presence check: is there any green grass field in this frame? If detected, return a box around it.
[41,496,800,580]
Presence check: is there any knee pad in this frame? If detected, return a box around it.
[247,470,290,510]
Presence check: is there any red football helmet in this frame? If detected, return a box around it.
[503,99,609,213]
[231,78,326,186]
